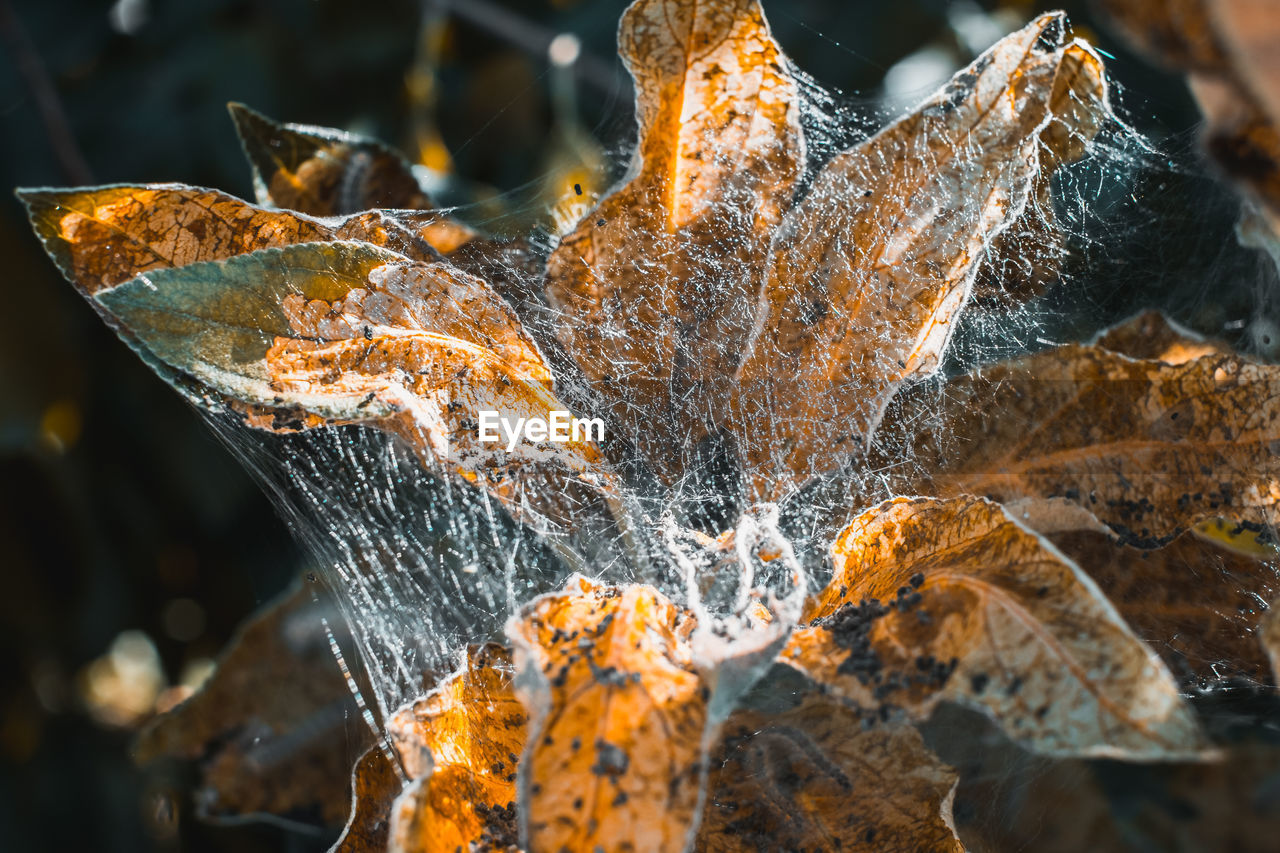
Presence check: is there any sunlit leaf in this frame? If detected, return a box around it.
[333,748,402,853]
[229,102,435,216]
[90,240,617,526]
[17,183,487,302]
[545,0,804,478]
[509,577,709,853]
[384,644,526,853]
[783,497,1205,758]
[870,343,1280,543]
[135,580,372,828]
[697,693,961,853]
[733,14,1110,499]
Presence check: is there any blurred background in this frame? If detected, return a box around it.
[0,0,1266,850]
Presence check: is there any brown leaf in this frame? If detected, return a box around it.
[1263,596,1280,683]
[1091,309,1230,364]
[17,184,476,300]
[1209,0,1280,130]
[870,343,1280,543]
[545,0,803,478]
[229,102,434,216]
[782,497,1204,758]
[333,748,403,853]
[384,645,526,853]
[1095,0,1225,71]
[1098,0,1280,226]
[697,694,961,853]
[509,577,709,853]
[1045,523,1279,687]
[135,579,373,828]
[733,14,1110,499]
[954,740,1280,852]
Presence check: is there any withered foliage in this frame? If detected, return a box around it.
[20,0,1280,851]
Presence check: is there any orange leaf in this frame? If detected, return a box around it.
[1091,310,1230,364]
[509,578,709,853]
[17,184,476,300]
[733,14,1110,500]
[783,497,1205,758]
[384,645,526,853]
[545,0,803,479]
[333,747,403,853]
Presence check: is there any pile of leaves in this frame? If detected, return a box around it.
[18,0,1280,850]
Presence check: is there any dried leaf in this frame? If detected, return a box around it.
[135,579,372,828]
[17,184,482,302]
[1209,0,1280,130]
[384,645,526,853]
[871,343,1280,543]
[87,240,615,525]
[1263,597,1280,683]
[545,0,803,477]
[1098,0,1280,225]
[733,14,1109,499]
[509,577,708,853]
[1046,524,1279,687]
[229,102,434,216]
[955,741,1280,853]
[1091,309,1229,364]
[333,748,403,853]
[782,497,1204,758]
[697,694,961,853]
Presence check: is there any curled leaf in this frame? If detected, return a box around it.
[229,102,434,216]
[783,497,1205,759]
[545,0,803,477]
[733,14,1110,499]
[872,343,1280,543]
[88,240,615,526]
[384,645,526,853]
[509,577,708,853]
[697,693,961,853]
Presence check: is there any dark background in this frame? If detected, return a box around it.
[0,0,1256,850]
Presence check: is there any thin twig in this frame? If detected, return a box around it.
[0,0,94,184]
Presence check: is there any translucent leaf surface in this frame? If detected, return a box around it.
[783,497,1205,758]
[733,14,1109,499]
[509,577,708,853]
[545,0,803,479]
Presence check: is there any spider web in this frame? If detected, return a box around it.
[191,7,1278,777]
